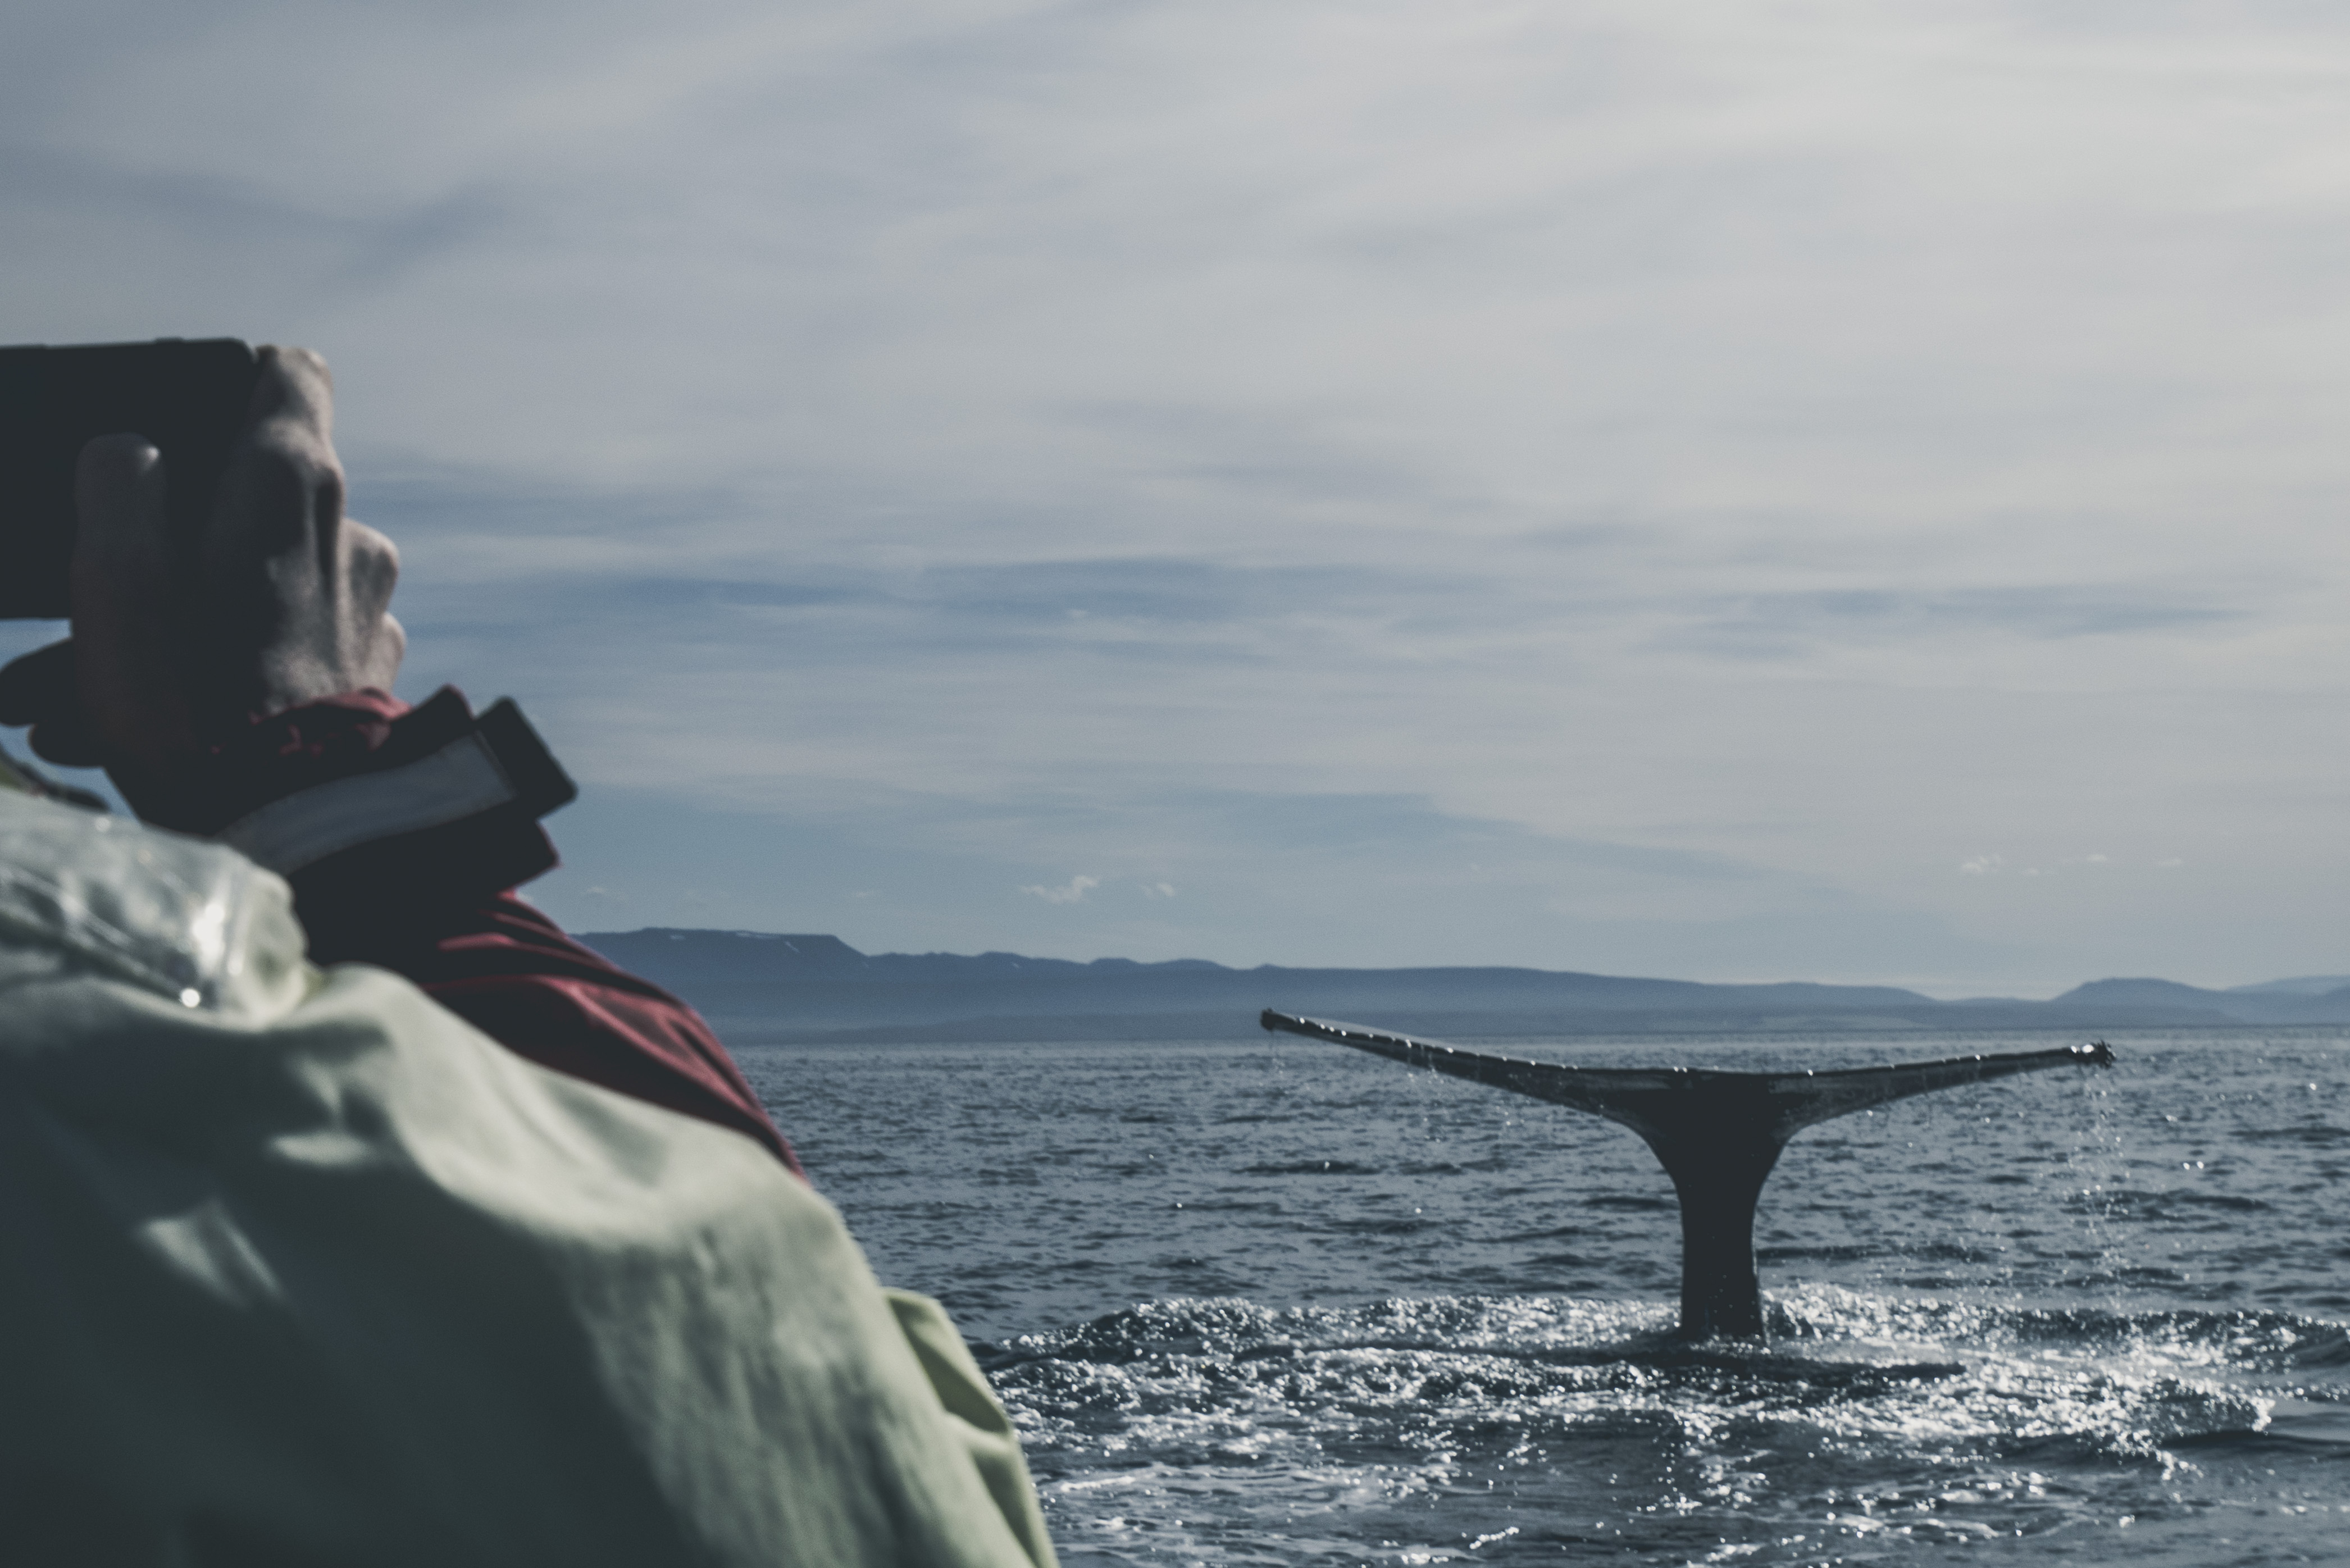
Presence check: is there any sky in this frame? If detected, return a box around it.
[7,1,2350,995]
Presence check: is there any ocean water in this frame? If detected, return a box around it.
[734,1029,2350,1566]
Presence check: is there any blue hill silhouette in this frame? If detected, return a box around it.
[575,929,2350,1043]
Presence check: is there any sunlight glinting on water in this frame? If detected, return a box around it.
[744,1031,2350,1564]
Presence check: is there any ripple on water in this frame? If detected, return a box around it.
[991,1289,2342,1564]
[740,1030,2350,1563]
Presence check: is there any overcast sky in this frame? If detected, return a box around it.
[8,1,2350,994]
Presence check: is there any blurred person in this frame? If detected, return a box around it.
[0,349,1054,1568]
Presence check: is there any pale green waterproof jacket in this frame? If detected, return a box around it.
[0,781,1055,1568]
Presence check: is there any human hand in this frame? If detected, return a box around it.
[0,347,404,828]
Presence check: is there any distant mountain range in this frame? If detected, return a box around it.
[574,929,2350,1044]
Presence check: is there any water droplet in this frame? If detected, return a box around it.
[178,988,201,1008]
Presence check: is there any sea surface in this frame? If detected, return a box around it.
[734,1029,2350,1566]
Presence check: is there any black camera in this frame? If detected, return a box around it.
[0,338,261,619]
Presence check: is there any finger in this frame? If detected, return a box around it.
[366,612,408,693]
[73,433,172,574]
[336,519,406,691]
[71,434,189,768]
[71,435,174,643]
[0,639,75,727]
[247,344,334,441]
[343,518,402,617]
[209,350,343,571]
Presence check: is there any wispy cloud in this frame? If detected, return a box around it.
[1019,874,1099,905]
[10,2,2350,991]
[1665,585,2247,662]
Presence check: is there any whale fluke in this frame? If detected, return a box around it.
[1259,1009,2114,1340]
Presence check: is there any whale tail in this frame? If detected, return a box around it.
[1259,1010,2114,1339]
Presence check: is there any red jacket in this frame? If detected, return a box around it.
[190,687,803,1177]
